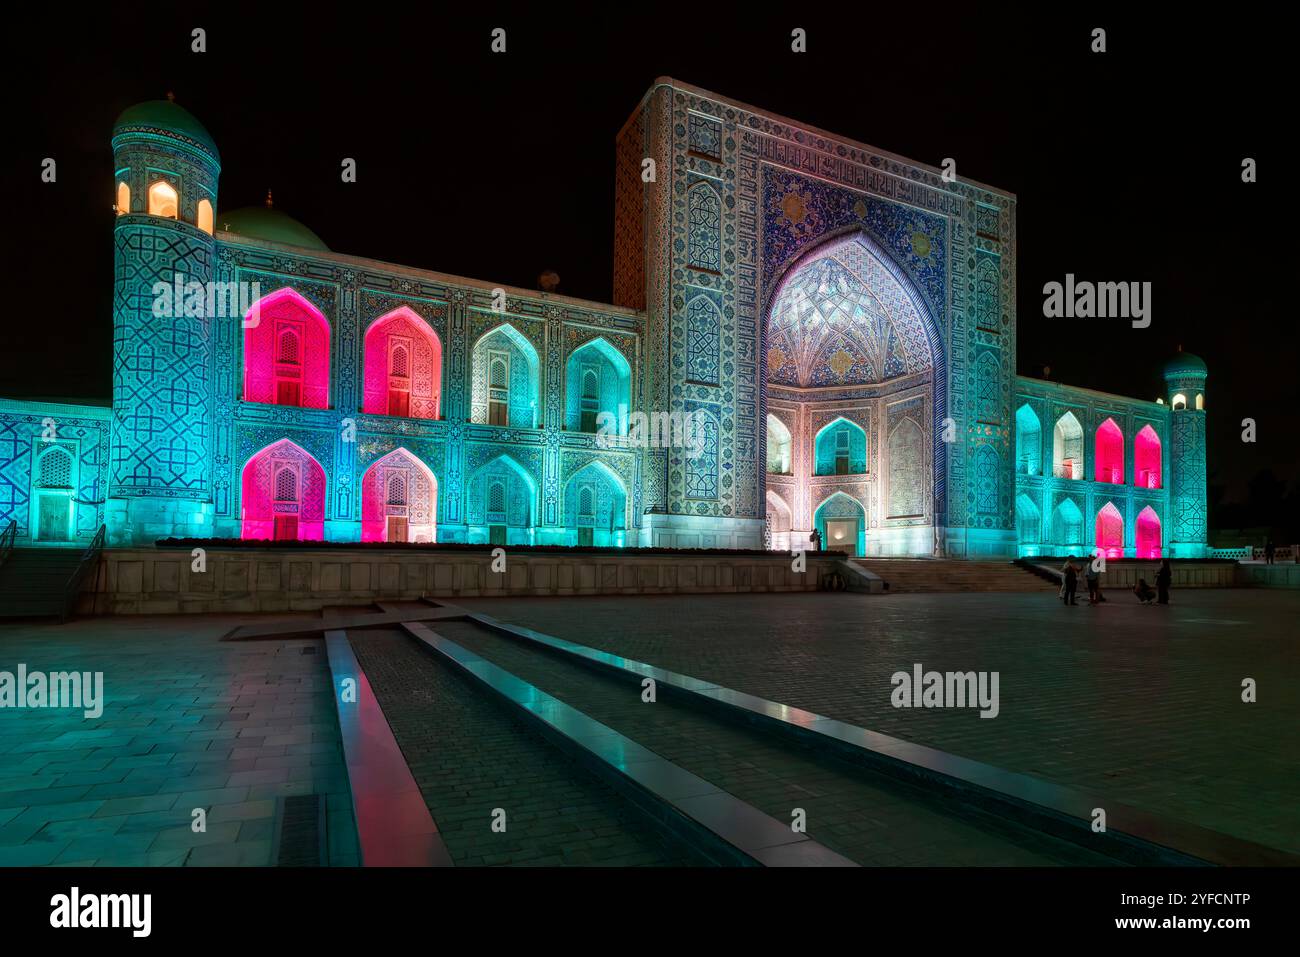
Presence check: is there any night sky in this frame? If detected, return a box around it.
[2,6,1291,525]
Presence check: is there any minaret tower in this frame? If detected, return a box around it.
[107,95,221,544]
[1162,347,1209,558]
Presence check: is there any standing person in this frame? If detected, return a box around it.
[1156,558,1172,605]
[1265,540,1275,565]
[809,528,823,552]
[1085,559,1102,605]
[1061,556,1080,606]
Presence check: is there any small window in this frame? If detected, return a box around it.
[274,467,297,502]
[387,473,407,506]
[197,198,214,235]
[488,481,506,514]
[148,181,178,218]
[116,182,130,216]
[1195,393,1204,410]
[391,345,409,378]
[277,330,300,364]
[1171,393,1187,411]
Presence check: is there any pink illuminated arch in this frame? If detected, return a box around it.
[1095,502,1123,559]
[1135,425,1162,489]
[243,288,331,409]
[1136,506,1162,559]
[361,448,438,543]
[363,307,442,419]
[240,439,327,541]
[1095,418,1124,485]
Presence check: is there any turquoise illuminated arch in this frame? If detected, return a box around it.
[564,337,631,434]
[562,460,628,546]
[813,491,867,556]
[471,323,541,429]
[1050,497,1085,553]
[1015,493,1042,556]
[466,452,538,545]
[813,417,867,476]
[1015,404,1042,476]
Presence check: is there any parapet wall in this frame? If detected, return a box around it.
[80,546,859,615]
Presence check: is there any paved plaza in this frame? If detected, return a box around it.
[0,587,1295,865]
[455,588,1300,855]
[0,615,355,866]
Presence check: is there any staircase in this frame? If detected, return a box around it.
[855,559,1057,594]
[0,546,95,619]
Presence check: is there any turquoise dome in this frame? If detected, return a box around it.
[219,206,329,252]
[113,99,219,160]
[1163,350,1208,378]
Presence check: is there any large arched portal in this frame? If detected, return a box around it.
[765,233,941,556]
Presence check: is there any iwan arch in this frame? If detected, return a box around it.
[0,80,1208,559]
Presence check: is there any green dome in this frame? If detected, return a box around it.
[1163,350,1208,378]
[218,206,329,252]
[113,99,219,160]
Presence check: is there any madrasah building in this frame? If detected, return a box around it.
[0,80,1208,560]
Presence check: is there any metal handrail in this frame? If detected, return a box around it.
[62,524,106,622]
[0,519,15,570]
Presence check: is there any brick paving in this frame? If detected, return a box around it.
[0,615,356,866]
[434,620,1108,866]
[454,589,1300,854]
[347,628,702,866]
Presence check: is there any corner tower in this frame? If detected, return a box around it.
[1162,348,1209,558]
[107,96,220,545]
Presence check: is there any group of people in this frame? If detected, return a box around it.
[1058,556,1172,606]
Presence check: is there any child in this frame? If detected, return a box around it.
[1133,578,1156,604]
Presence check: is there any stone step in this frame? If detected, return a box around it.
[855,560,1056,594]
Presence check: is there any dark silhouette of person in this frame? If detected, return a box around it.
[809,529,823,551]
[1133,578,1156,603]
[1265,540,1275,565]
[1156,558,1172,605]
[1061,556,1080,606]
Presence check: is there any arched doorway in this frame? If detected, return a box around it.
[813,491,867,557]
[361,448,438,543]
[563,461,627,546]
[1096,502,1124,559]
[363,308,442,420]
[765,489,793,551]
[1136,506,1162,559]
[243,288,332,409]
[31,445,77,543]
[467,454,537,545]
[241,439,327,541]
[764,231,942,556]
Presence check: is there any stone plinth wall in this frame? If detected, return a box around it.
[78,547,852,615]
[1234,563,1300,588]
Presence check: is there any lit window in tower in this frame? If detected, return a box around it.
[197,198,214,235]
[148,181,178,218]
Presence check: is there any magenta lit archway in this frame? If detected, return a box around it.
[1095,418,1124,485]
[1135,425,1162,489]
[361,448,438,543]
[1095,502,1123,558]
[1136,506,1162,559]
[243,288,331,409]
[240,439,327,541]
[363,308,442,419]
